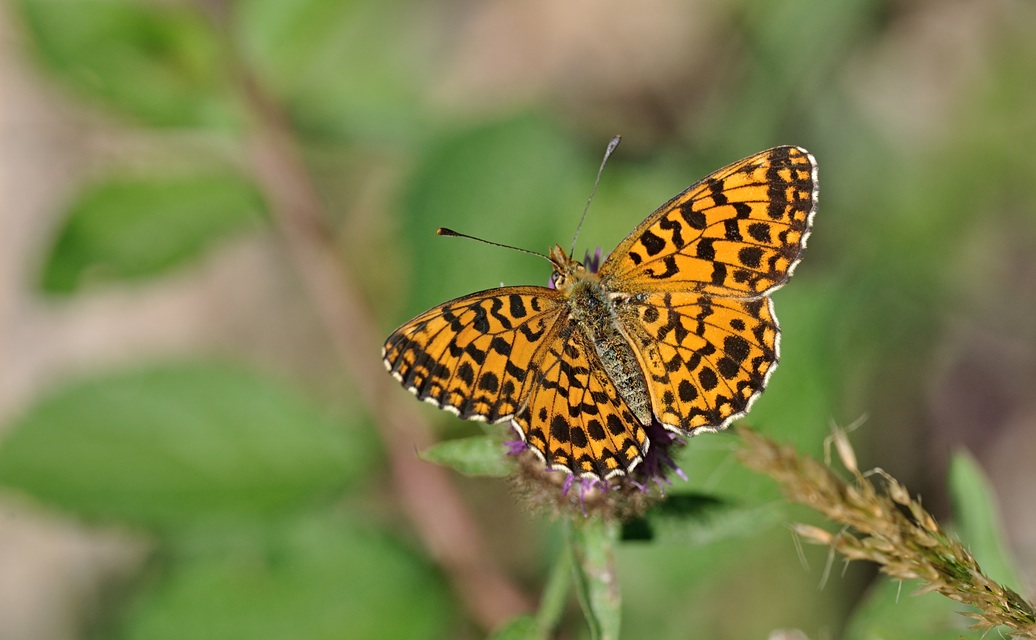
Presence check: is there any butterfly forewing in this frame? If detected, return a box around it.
[383,287,565,422]
[599,146,815,439]
[598,146,817,297]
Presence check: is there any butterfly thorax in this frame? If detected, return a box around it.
[549,245,654,427]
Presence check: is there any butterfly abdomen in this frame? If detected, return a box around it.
[565,277,653,427]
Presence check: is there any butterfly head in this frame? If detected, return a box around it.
[548,244,589,291]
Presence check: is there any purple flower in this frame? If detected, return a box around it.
[505,419,689,520]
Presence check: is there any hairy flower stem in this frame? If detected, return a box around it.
[569,517,622,640]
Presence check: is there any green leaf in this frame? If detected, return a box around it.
[487,616,540,640]
[113,513,452,640]
[419,435,512,477]
[234,0,425,140]
[569,518,621,640]
[39,174,266,294]
[17,0,239,128]
[534,544,573,638]
[948,451,1023,592]
[622,495,783,544]
[399,115,583,318]
[0,362,374,529]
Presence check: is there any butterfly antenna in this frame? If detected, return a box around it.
[437,227,551,262]
[569,135,622,256]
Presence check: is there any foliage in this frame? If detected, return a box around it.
[5,0,1036,638]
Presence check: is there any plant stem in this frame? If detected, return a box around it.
[569,517,622,640]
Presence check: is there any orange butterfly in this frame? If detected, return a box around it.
[384,145,817,480]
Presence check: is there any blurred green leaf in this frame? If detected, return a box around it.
[570,518,621,640]
[400,115,584,316]
[534,543,573,639]
[844,577,969,640]
[948,451,1023,592]
[419,435,512,477]
[17,0,239,128]
[235,0,425,140]
[0,362,374,529]
[39,174,266,294]
[114,513,452,640]
[487,616,540,640]
[623,495,782,545]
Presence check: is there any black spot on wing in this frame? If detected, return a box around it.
[717,357,739,379]
[698,367,718,391]
[697,238,716,261]
[488,297,512,330]
[748,222,771,243]
[471,305,490,333]
[678,379,698,402]
[463,342,487,365]
[478,371,499,392]
[518,321,546,342]
[550,415,570,443]
[659,217,685,249]
[738,246,764,268]
[680,204,707,230]
[723,219,742,241]
[490,336,512,356]
[647,256,679,280]
[640,230,666,256]
[606,413,625,436]
[723,335,750,364]
[710,261,727,286]
[508,294,528,319]
[457,362,475,386]
[708,178,728,206]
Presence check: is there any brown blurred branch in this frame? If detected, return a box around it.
[234,62,532,631]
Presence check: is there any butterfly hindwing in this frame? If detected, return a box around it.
[598,146,818,296]
[619,291,779,433]
[515,324,648,478]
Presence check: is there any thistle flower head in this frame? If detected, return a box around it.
[505,418,689,520]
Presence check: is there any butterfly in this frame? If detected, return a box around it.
[383,145,817,480]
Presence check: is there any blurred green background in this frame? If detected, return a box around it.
[1,0,1035,638]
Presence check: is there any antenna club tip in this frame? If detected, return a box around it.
[436,227,457,237]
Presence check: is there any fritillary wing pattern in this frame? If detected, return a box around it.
[621,292,779,433]
[600,146,817,436]
[513,325,648,478]
[598,146,818,296]
[384,144,819,481]
[383,287,565,422]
